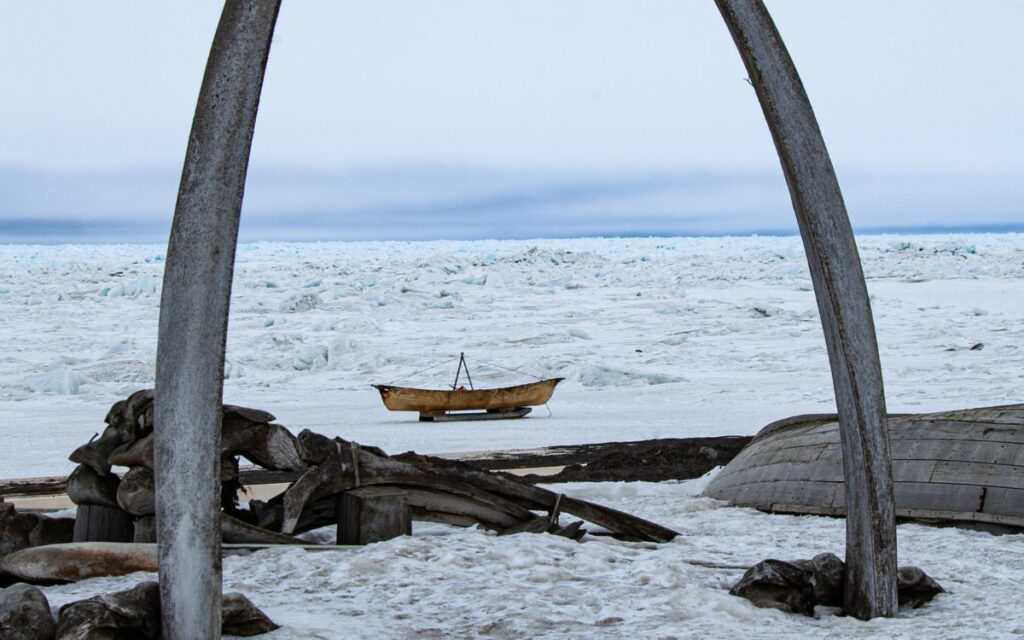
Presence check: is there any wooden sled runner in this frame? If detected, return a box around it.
[373,354,562,421]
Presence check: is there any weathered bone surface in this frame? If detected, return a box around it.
[68,425,123,476]
[0,583,56,640]
[108,433,154,469]
[223,405,276,426]
[221,514,305,546]
[0,502,73,559]
[222,421,304,472]
[63,392,676,551]
[222,592,280,636]
[116,467,156,517]
[0,543,158,584]
[154,1,282,636]
[714,0,897,619]
[394,452,679,542]
[57,581,161,640]
[65,465,119,508]
[52,582,278,639]
[120,389,155,443]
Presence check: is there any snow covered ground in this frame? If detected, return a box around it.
[2,233,1023,638]
[1,233,1021,477]
[39,475,1024,639]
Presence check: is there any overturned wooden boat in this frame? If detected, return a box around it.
[373,378,563,421]
[703,404,1024,532]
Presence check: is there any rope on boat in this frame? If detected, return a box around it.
[385,356,459,385]
[386,354,549,385]
[464,356,548,382]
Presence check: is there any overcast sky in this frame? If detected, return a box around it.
[1,1,1022,242]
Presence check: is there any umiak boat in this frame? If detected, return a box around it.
[373,354,563,421]
[703,404,1024,532]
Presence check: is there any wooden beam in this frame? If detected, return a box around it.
[154,2,280,638]
[336,488,412,545]
[714,0,897,619]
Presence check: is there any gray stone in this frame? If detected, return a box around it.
[0,583,56,640]
[222,593,279,637]
[56,581,161,640]
[897,566,945,609]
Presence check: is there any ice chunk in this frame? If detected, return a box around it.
[578,366,683,387]
[31,365,93,394]
[280,291,322,312]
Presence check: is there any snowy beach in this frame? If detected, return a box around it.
[2,233,1023,638]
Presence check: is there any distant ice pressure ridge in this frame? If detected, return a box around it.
[0,233,1022,477]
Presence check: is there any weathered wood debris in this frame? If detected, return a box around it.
[59,389,677,550]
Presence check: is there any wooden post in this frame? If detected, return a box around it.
[714,0,898,619]
[337,488,412,545]
[133,516,157,543]
[72,505,134,543]
[154,2,280,638]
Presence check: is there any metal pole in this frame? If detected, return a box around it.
[714,0,898,619]
[154,2,280,637]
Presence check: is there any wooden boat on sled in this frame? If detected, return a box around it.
[374,353,562,421]
[373,378,563,421]
[703,403,1024,533]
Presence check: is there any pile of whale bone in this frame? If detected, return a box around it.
[65,389,679,546]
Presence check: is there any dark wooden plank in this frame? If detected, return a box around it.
[912,405,1024,426]
[890,439,1021,466]
[134,516,156,543]
[929,460,1024,490]
[706,478,844,509]
[711,444,833,484]
[891,420,1024,445]
[980,487,1024,517]
[0,476,68,498]
[73,504,133,543]
[892,482,983,512]
[337,487,411,545]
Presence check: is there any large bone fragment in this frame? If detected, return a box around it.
[0,502,74,558]
[394,453,678,542]
[222,422,305,471]
[0,543,158,584]
[108,433,155,469]
[69,425,123,476]
[66,464,120,508]
[117,467,156,517]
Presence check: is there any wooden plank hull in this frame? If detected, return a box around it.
[703,404,1024,531]
[373,378,562,414]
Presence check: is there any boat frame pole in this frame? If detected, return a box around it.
[154,2,280,637]
[715,0,898,619]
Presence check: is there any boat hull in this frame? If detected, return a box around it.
[373,378,563,414]
[703,404,1024,531]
